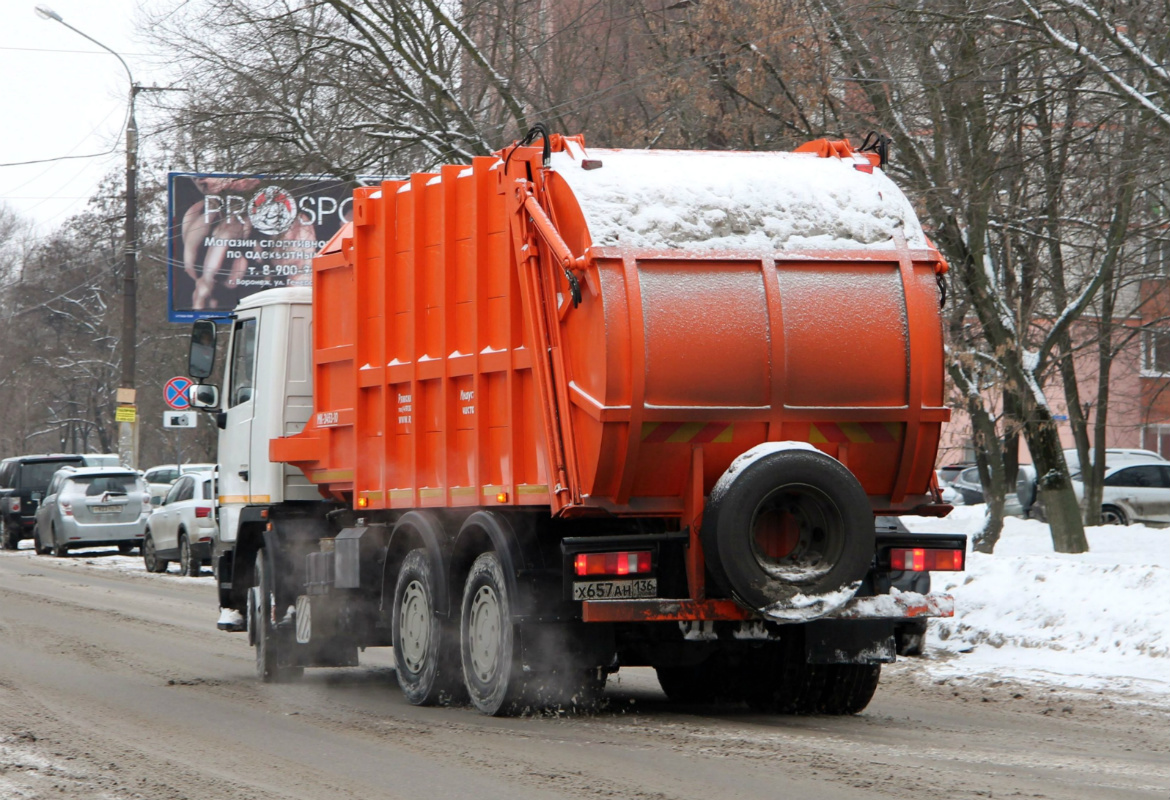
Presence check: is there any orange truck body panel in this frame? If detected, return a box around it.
[271,135,950,520]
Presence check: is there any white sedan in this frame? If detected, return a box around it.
[1075,460,1170,526]
[143,472,217,576]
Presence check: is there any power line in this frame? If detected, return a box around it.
[0,45,155,56]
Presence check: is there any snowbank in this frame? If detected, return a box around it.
[900,505,1170,696]
[550,145,929,252]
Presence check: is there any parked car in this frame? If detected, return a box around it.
[32,466,150,557]
[0,454,86,549]
[143,471,217,576]
[1019,448,1168,518]
[1069,460,1170,526]
[950,466,985,505]
[936,462,975,487]
[143,463,216,506]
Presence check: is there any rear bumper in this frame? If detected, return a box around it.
[581,590,953,624]
[58,517,148,545]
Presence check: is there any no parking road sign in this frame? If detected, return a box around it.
[164,376,193,410]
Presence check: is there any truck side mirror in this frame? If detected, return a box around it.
[189,383,220,409]
[189,320,217,379]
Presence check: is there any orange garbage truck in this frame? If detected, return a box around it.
[186,128,965,715]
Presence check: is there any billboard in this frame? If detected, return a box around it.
[166,173,366,322]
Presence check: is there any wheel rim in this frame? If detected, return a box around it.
[181,538,190,570]
[1102,507,1124,525]
[398,579,431,674]
[749,484,845,583]
[144,536,155,568]
[468,584,502,683]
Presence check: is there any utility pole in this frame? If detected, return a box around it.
[37,5,183,469]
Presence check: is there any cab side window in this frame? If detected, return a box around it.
[229,318,258,407]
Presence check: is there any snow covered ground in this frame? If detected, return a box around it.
[900,505,1169,700]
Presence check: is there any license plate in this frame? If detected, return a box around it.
[572,578,657,601]
[92,505,122,513]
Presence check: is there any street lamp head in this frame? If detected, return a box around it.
[34,4,62,22]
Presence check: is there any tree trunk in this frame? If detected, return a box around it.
[1024,408,1088,553]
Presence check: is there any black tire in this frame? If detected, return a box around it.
[117,543,135,555]
[3,524,21,550]
[392,549,463,706]
[702,448,874,614]
[142,532,169,573]
[179,533,201,577]
[817,664,881,715]
[253,548,303,683]
[740,649,826,715]
[655,662,724,704]
[1101,505,1128,526]
[32,525,50,556]
[460,552,522,715]
[51,525,68,558]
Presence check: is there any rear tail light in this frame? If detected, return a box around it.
[574,551,652,576]
[194,506,212,518]
[60,502,72,516]
[890,548,965,572]
[8,497,20,512]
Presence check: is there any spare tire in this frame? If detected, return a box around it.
[702,444,874,619]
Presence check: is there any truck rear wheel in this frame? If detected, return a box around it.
[392,549,463,705]
[656,662,717,704]
[702,447,874,616]
[741,658,826,715]
[460,552,522,715]
[253,548,303,683]
[816,664,880,715]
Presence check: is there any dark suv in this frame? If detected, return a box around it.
[0,454,87,549]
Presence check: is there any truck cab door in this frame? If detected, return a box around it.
[220,316,259,509]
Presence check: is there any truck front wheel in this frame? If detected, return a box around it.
[460,552,522,715]
[253,548,303,683]
[392,549,463,705]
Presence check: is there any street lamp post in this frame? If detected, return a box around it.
[36,4,141,467]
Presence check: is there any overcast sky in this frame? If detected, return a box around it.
[0,0,169,233]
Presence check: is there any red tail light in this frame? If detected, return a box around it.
[8,498,20,513]
[574,551,652,576]
[60,501,72,516]
[890,548,965,572]
[194,506,212,518]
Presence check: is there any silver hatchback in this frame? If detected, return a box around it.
[33,467,151,556]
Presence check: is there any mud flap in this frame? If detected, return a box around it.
[804,619,896,665]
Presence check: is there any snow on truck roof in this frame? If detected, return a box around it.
[550,143,929,252]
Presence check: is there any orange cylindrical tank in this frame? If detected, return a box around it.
[272,135,949,518]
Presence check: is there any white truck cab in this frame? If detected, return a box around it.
[188,287,316,607]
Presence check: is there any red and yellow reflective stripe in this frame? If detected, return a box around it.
[640,422,734,444]
[809,422,902,444]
